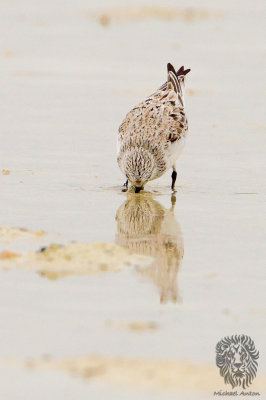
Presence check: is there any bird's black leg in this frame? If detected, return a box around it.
[122,179,128,192]
[171,168,177,191]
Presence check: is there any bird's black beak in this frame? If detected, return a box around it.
[134,186,143,193]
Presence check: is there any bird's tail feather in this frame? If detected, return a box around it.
[167,63,190,104]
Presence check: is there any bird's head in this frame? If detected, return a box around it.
[124,148,155,191]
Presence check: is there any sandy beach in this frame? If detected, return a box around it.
[0,0,265,398]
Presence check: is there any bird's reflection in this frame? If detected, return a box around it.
[115,194,184,303]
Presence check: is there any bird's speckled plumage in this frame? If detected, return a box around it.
[117,63,190,191]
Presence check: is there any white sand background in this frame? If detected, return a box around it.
[0,0,265,399]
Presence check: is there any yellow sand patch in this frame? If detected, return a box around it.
[0,242,153,278]
[0,226,45,241]
[0,250,20,260]
[88,7,225,25]
[105,320,159,332]
[24,355,266,392]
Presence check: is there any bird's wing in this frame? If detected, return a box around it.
[118,90,187,146]
[118,63,190,146]
[154,90,188,145]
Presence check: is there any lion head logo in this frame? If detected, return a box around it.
[216,335,259,389]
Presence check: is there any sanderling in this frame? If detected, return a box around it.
[117,63,190,193]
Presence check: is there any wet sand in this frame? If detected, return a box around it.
[0,0,265,398]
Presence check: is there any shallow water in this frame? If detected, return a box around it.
[0,0,265,398]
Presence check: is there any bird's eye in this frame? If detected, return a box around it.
[228,353,233,357]
[242,353,247,359]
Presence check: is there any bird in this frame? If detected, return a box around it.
[117,63,190,193]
